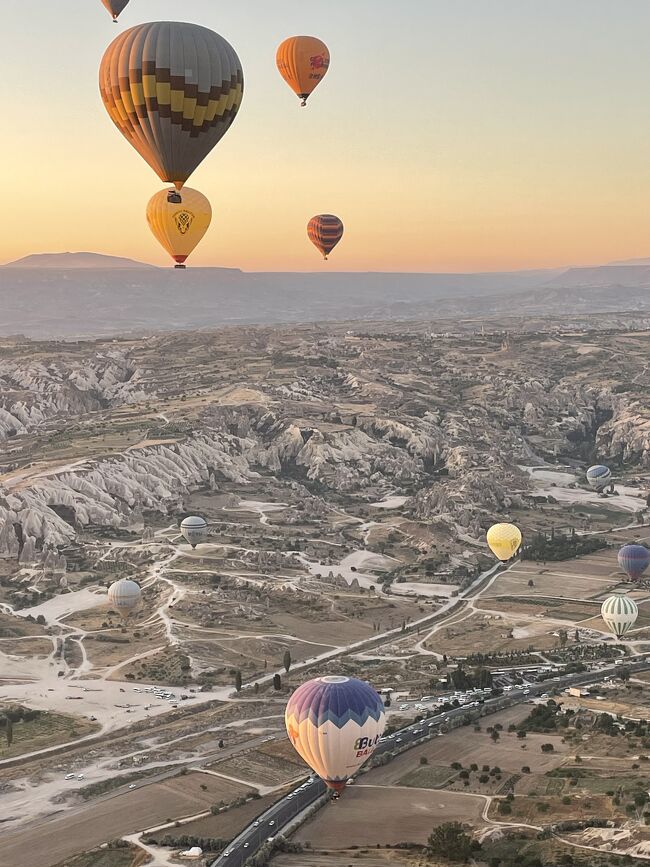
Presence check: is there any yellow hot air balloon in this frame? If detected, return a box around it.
[486,523,522,562]
[276,36,330,106]
[147,188,212,268]
[99,22,244,189]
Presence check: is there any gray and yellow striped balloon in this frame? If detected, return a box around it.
[601,591,638,638]
[99,22,243,188]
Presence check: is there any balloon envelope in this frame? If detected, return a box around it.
[308,214,344,259]
[276,36,330,105]
[618,544,650,581]
[99,22,243,189]
[147,188,212,267]
[586,464,611,491]
[486,523,522,562]
[107,579,141,619]
[601,592,638,638]
[285,676,385,792]
[101,0,129,21]
[180,515,208,548]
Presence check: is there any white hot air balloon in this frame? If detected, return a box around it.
[107,578,142,620]
[601,591,638,639]
[180,516,208,548]
[586,464,612,491]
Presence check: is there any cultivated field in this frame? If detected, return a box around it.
[293,785,488,848]
[0,772,249,867]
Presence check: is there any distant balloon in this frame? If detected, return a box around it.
[601,591,638,638]
[181,516,208,548]
[107,579,141,620]
[307,215,344,260]
[99,22,243,189]
[276,36,330,106]
[586,464,612,491]
[618,544,650,581]
[101,0,129,22]
[147,188,212,268]
[486,523,522,562]
[286,676,385,793]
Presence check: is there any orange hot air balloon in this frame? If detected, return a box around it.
[101,0,129,22]
[276,36,330,106]
[146,188,212,268]
[308,214,344,260]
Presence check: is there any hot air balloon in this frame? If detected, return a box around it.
[107,578,142,620]
[285,676,385,793]
[308,215,344,260]
[586,464,612,491]
[99,22,244,190]
[276,36,330,106]
[618,544,650,581]
[101,0,129,22]
[147,188,212,268]
[601,591,638,638]
[486,523,522,562]
[180,516,208,548]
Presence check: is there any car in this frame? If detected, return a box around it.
[428,723,436,729]
[399,704,409,710]
[412,729,423,735]
[267,837,275,843]
[396,737,402,743]
[243,843,250,849]
[223,851,231,857]
[287,793,294,799]
[65,773,75,780]
[523,690,530,695]
[268,820,275,827]
[253,821,260,827]
[388,734,395,739]
[133,687,140,692]
[77,774,85,780]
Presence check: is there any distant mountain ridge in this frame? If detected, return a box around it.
[4,252,155,270]
[1,251,649,339]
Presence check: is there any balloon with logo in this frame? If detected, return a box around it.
[180,515,209,548]
[307,214,344,260]
[618,544,650,581]
[601,591,638,638]
[586,464,612,491]
[101,0,129,22]
[276,36,330,106]
[147,188,212,268]
[285,676,386,793]
[99,22,244,189]
[486,523,522,562]
[107,578,142,621]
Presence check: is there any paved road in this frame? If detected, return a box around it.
[210,657,650,867]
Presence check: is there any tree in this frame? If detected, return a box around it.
[5,717,12,747]
[283,650,292,673]
[559,629,568,648]
[234,671,242,692]
[427,822,474,862]
[273,673,282,690]
[527,579,534,588]
[491,730,500,743]
[254,682,260,694]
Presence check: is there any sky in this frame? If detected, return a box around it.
[2,0,650,272]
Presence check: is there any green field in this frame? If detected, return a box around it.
[398,765,456,789]
[0,707,99,759]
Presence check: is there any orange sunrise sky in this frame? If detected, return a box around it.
[2,0,650,271]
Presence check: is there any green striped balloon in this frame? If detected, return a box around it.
[601,592,638,638]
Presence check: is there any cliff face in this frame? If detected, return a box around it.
[0,351,147,439]
[0,325,648,557]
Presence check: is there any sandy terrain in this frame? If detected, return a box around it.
[0,772,248,867]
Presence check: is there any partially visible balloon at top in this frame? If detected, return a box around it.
[101,0,129,22]
[99,22,244,189]
[276,36,330,106]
